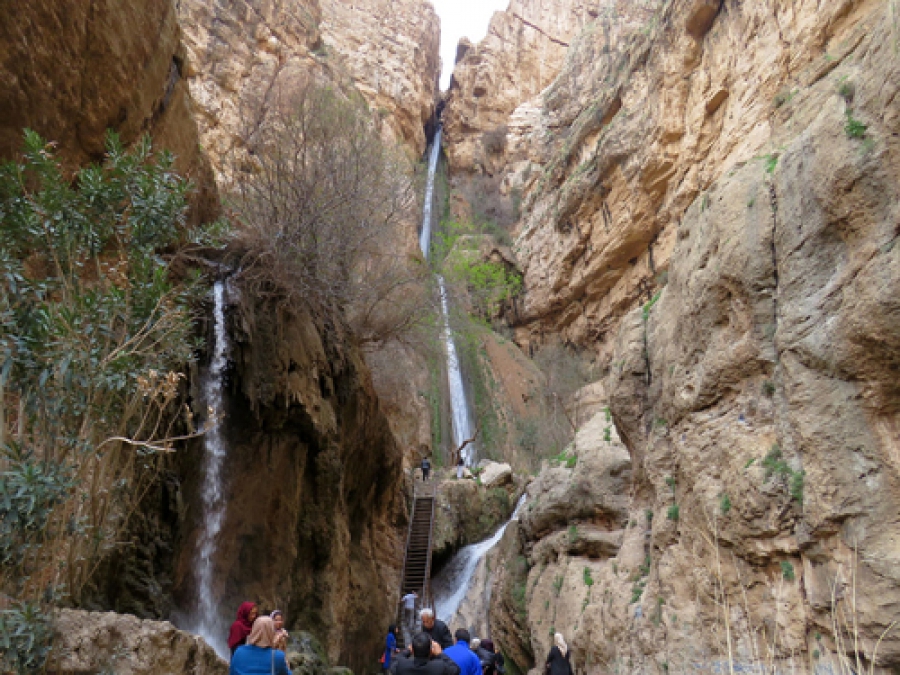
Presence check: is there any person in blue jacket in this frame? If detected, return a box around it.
[443,629,482,675]
[230,616,290,675]
[384,624,399,671]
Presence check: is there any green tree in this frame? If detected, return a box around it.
[0,130,211,671]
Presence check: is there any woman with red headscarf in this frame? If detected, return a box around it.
[228,602,258,656]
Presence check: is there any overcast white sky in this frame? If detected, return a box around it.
[429,0,511,90]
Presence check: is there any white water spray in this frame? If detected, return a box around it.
[432,495,527,622]
[419,128,442,259]
[191,280,230,658]
[419,129,478,465]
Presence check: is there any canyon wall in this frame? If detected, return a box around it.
[443,0,599,175]
[177,0,440,183]
[443,0,900,671]
[0,1,442,670]
[0,0,218,221]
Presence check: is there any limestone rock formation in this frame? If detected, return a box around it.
[319,0,441,155]
[54,610,227,675]
[442,0,598,174]
[0,0,217,222]
[173,282,407,673]
[177,0,440,185]
[464,0,900,670]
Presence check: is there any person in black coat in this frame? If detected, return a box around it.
[545,633,572,675]
[420,609,454,649]
[391,633,461,675]
[477,639,501,675]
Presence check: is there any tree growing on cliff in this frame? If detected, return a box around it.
[0,131,212,670]
[228,83,432,346]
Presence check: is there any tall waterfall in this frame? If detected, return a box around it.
[419,128,442,259]
[420,129,478,465]
[191,280,230,658]
[432,495,527,623]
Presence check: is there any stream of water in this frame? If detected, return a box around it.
[432,495,527,623]
[420,129,478,465]
[190,280,230,658]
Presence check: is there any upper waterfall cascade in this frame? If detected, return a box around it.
[420,129,478,465]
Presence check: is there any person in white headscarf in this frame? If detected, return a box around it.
[545,632,572,675]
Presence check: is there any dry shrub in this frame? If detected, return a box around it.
[482,124,508,155]
[228,83,433,346]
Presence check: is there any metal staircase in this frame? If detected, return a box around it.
[396,480,437,649]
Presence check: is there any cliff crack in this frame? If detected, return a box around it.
[510,13,570,48]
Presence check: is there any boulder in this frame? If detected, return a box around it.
[54,609,227,675]
[480,462,513,488]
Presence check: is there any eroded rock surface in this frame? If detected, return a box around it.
[0,0,217,221]
[443,0,598,174]
[472,1,900,670]
[174,284,406,673]
[54,610,227,675]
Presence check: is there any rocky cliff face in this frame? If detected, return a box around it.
[177,0,440,182]
[319,0,441,155]
[0,0,218,222]
[450,0,900,671]
[442,0,598,175]
[173,283,407,673]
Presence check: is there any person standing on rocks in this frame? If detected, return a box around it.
[544,633,572,675]
[456,456,465,480]
[444,629,482,675]
[420,609,453,650]
[227,602,258,657]
[230,616,289,675]
[421,457,431,481]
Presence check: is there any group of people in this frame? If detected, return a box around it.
[227,602,291,675]
[384,607,573,675]
[419,456,467,481]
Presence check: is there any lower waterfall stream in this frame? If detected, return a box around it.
[432,495,527,627]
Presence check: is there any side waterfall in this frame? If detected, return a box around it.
[432,495,527,623]
[190,280,230,658]
[420,129,478,465]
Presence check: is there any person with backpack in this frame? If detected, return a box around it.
[421,457,431,481]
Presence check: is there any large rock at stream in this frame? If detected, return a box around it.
[53,610,227,675]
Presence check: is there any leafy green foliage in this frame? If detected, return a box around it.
[583,567,594,587]
[764,154,779,174]
[844,111,868,139]
[642,290,662,321]
[720,493,732,515]
[667,504,680,522]
[781,560,796,582]
[0,603,54,672]
[760,444,805,504]
[0,130,210,657]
